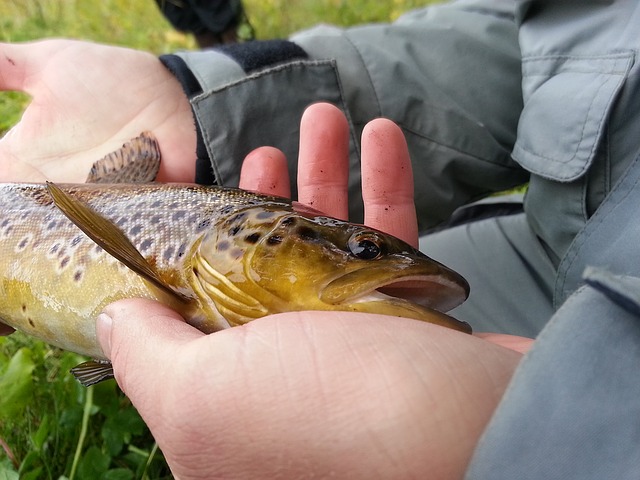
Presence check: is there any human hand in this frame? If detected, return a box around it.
[100,301,522,479]
[98,103,529,478]
[240,102,419,246]
[0,40,196,183]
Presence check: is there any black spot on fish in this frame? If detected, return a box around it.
[177,242,187,258]
[229,213,246,224]
[140,238,153,252]
[150,215,162,225]
[50,243,60,254]
[131,212,143,222]
[28,318,35,328]
[74,270,83,282]
[229,226,241,236]
[151,200,163,208]
[21,304,26,313]
[244,233,261,244]
[47,220,57,230]
[281,217,296,227]
[173,211,186,221]
[18,237,29,250]
[60,256,70,269]
[196,219,211,232]
[71,235,83,247]
[267,235,283,246]
[220,205,234,215]
[296,226,318,241]
[1,219,10,228]
[217,240,230,251]
[116,217,128,227]
[130,225,142,236]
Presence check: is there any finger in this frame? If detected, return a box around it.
[239,146,291,197]
[361,119,419,248]
[297,102,350,219]
[97,299,204,405]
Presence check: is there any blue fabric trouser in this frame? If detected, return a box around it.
[421,212,555,337]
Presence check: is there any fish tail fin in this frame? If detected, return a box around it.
[71,359,115,387]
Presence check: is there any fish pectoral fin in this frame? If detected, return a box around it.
[46,182,191,304]
[71,359,115,387]
[86,131,161,183]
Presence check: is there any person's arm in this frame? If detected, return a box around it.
[165,0,528,228]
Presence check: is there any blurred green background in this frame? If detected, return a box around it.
[0,1,435,478]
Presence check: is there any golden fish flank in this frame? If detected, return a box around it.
[0,182,470,385]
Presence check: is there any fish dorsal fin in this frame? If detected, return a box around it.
[86,131,160,183]
[46,182,190,304]
[71,359,114,386]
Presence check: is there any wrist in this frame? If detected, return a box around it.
[152,56,199,182]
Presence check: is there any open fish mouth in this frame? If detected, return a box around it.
[321,270,471,334]
[321,267,470,313]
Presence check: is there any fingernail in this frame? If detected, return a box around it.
[96,313,113,357]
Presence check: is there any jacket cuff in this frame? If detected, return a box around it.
[160,40,311,185]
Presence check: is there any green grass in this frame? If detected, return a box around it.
[0,0,436,478]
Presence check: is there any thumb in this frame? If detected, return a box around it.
[97,298,204,402]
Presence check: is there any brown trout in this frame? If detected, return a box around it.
[0,136,470,386]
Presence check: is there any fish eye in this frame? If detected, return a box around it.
[348,232,383,260]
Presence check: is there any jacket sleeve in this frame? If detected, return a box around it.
[160,0,528,229]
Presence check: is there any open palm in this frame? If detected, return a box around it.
[0,39,195,182]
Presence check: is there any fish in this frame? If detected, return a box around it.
[0,135,470,386]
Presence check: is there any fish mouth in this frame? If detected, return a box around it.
[321,266,469,313]
[320,264,471,333]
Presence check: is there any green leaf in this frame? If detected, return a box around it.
[16,467,42,480]
[102,468,134,480]
[30,414,50,452]
[101,408,146,456]
[0,348,35,420]
[0,465,19,480]
[77,446,111,480]
[18,450,41,476]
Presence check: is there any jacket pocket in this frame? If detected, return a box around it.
[513,52,634,182]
